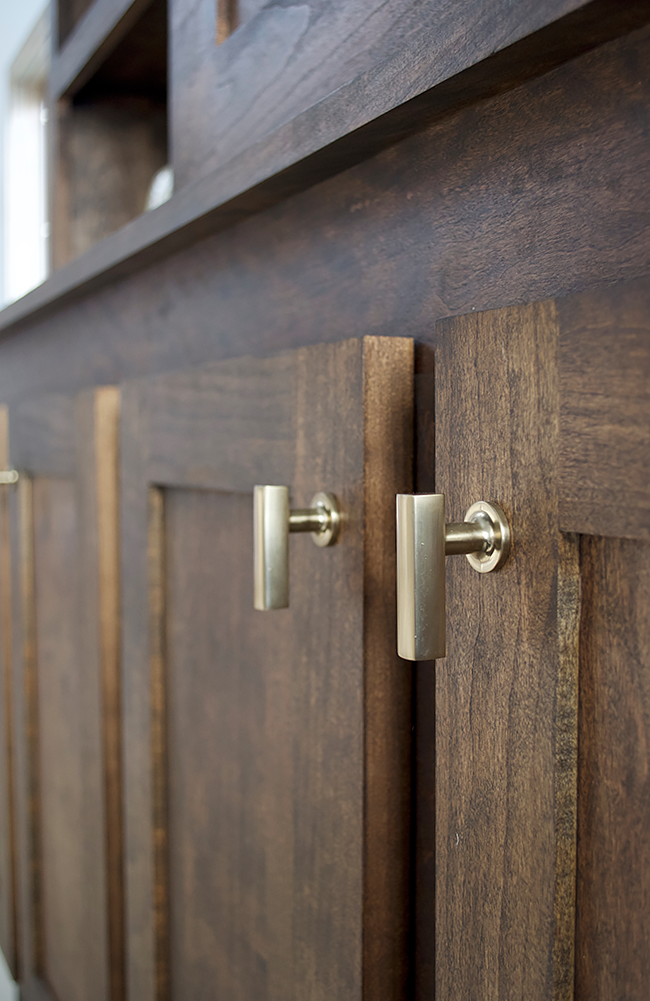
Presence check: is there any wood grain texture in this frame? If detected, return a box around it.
[9,396,75,478]
[4,0,650,332]
[3,21,650,404]
[4,469,56,1001]
[120,337,412,1001]
[171,0,650,188]
[34,474,104,1001]
[575,537,650,1001]
[0,407,19,978]
[8,388,123,1001]
[147,486,169,1001]
[558,277,650,541]
[54,96,167,269]
[77,388,125,1001]
[361,338,413,1000]
[429,302,580,1000]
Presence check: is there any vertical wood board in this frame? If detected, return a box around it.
[432,302,579,1001]
[575,537,650,1000]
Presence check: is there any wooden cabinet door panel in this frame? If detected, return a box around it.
[7,389,123,1001]
[415,277,650,1001]
[120,337,413,1001]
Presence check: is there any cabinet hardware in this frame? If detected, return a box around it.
[0,470,18,484]
[396,495,511,661]
[254,485,340,610]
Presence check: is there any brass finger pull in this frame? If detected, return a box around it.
[396,494,511,661]
[253,485,340,610]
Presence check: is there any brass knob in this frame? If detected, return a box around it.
[396,494,511,661]
[253,485,340,610]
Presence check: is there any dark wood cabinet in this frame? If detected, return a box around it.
[5,389,122,1001]
[0,2,649,999]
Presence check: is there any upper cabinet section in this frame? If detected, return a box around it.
[170,0,458,189]
[5,0,646,308]
[51,0,169,268]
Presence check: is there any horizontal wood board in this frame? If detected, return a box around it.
[3,0,650,333]
[1,24,650,408]
[172,0,647,189]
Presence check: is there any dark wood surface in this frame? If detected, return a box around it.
[120,338,413,1000]
[4,1,650,332]
[33,474,104,1001]
[172,0,650,189]
[72,0,167,103]
[9,473,52,1001]
[558,278,650,541]
[57,0,97,47]
[575,536,650,1001]
[9,395,75,477]
[421,302,580,1000]
[76,388,125,1001]
[55,97,167,267]
[52,0,151,97]
[2,5,650,998]
[2,22,650,404]
[7,389,123,1001]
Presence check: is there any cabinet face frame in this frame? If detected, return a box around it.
[7,388,124,1001]
[119,337,414,1001]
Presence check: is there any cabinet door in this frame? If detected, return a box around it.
[120,337,413,1001]
[7,389,123,1001]
[414,277,650,1000]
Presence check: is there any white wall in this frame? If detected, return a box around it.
[0,3,47,997]
[0,951,16,1001]
[0,0,48,305]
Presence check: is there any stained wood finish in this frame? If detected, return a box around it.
[0,407,19,978]
[172,0,650,188]
[7,390,124,1001]
[2,19,650,412]
[120,337,413,1001]
[414,285,650,998]
[78,388,125,1001]
[5,2,650,331]
[54,97,167,268]
[558,278,650,541]
[53,0,154,97]
[576,537,650,1000]
[420,302,581,1000]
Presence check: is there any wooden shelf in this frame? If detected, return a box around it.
[54,0,152,95]
[2,0,648,334]
[51,0,168,269]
